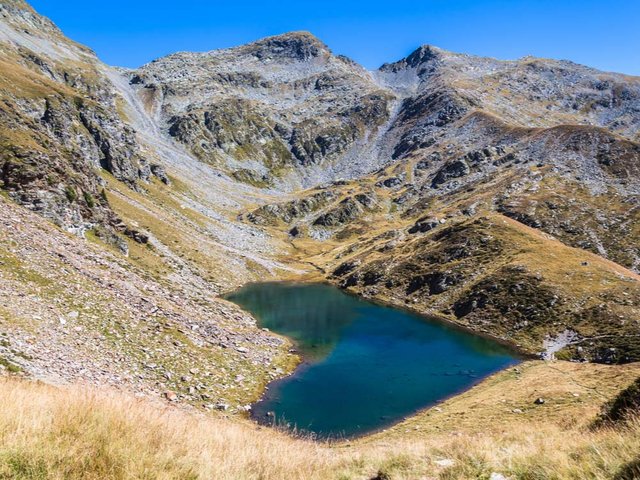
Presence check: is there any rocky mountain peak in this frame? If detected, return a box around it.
[241,31,330,62]
[379,45,445,73]
[0,0,95,60]
[402,45,444,68]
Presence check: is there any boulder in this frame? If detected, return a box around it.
[150,164,171,185]
[408,217,439,234]
[164,391,178,402]
[431,160,470,188]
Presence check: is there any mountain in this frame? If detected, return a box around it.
[128,31,395,189]
[1,0,639,406]
[0,0,297,404]
[2,2,640,478]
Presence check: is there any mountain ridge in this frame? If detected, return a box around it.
[139,30,640,79]
[0,0,639,409]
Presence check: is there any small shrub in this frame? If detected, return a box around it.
[370,470,391,480]
[83,191,95,208]
[371,454,412,479]
[64,186,77,203]
[594,377,640,426]
[0,357,22,374]
[3,452,49,479]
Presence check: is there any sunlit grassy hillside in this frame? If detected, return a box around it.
[1,362,639,480]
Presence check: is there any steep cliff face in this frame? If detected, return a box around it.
[0,0,149,240]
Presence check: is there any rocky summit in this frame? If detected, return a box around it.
[0,0,639,436]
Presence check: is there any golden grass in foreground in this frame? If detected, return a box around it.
[1,371,640,480]
[0,378,341,480]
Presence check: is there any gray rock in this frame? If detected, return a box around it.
[150,164,171,185]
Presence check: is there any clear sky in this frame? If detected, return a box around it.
[29,0,640,75]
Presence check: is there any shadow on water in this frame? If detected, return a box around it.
[226,282,362,361]
[226,282,520,439]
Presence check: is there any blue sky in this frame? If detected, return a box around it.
[30,0,640,75]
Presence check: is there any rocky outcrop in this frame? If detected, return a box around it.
[247,190,338,226]
[131,33,396,188]
[0,4,149,237]
[431,160,471,188]
[313,193,377,228]
[408,217,440,234]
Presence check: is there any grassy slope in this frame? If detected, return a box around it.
[280,205,640,361]
[1,363,639,480]
[496,175,640,271]
[98,169,302,292]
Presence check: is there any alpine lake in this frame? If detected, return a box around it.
[225,282,519,439]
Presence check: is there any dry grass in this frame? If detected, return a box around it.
[0,378,344,480]
[1,365,639,480]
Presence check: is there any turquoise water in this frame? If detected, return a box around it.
[226,282,519,439]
